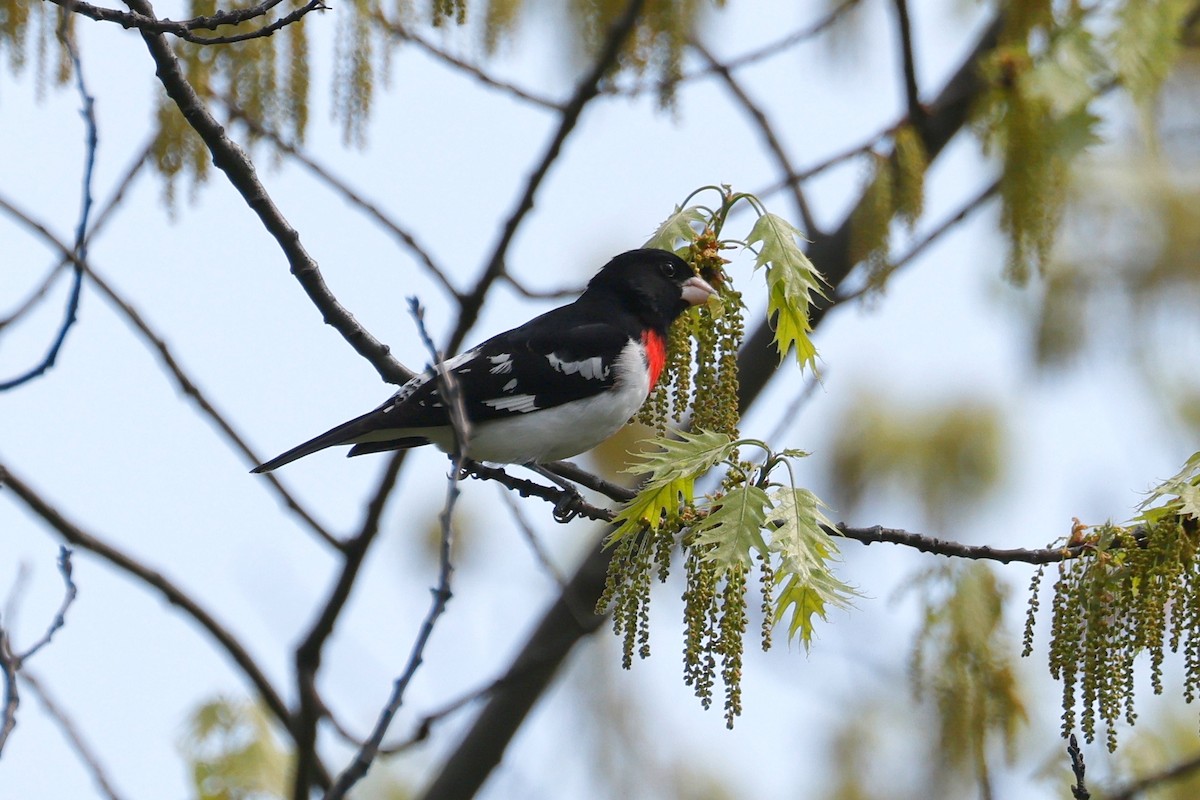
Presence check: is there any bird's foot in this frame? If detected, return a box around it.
[551,486,586,523]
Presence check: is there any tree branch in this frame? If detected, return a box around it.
[324,301,467,800]
[445,0,647,356]
[122,0,413,385]
[21,671,128,800]
[0,461,311,778]
[0,22,95,392]
[1107,750,1200,800]
[215,92,461,303]
[291,451,406,800]
[890,0,924,124]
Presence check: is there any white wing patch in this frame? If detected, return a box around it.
[502,378,518,392]
[546,352,608,381]
[482,394,539,413]
[488,354,513,374]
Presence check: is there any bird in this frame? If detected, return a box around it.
[251,248,717,505]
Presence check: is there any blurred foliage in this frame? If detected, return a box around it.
[828,394,1006,523]
[180,697,292,800]
[1033,152,1200,368]
[181,697,412,800]
[1112,707,1200,799]
[907,563,1027,795]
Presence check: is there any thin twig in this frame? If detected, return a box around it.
[0,265,67,331]
[15,548,77,665]
[216,92,461,302]
[48,0,288,35]
[21,671,127,800]
[324,300,467,800]
[0,548,78,756]
[1067,734,1091,800]
[0,22,95,392]
[373,13,563,111]
[692,40,819,237]
[446,0,647,356]
[175,1,326,45]
[834,178,1000,304]
[124,0,413,385]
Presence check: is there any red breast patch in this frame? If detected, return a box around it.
[642,330,667,388]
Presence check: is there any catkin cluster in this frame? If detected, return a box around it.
[606,236,754,725]
[1024,519,1200,751]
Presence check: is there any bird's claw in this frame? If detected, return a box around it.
[552,489,585,523]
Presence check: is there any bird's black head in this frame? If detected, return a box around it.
[585,248,716,330]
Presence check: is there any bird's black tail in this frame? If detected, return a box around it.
[251,408,384,473]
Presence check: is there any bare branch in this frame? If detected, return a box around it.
[498,489,569,589]
[0,461,306,777]
[0,547,78,756]
[21,671,127,800]
[325,300,467,800]
[692,40,819,236]
[14,548,77,665]
[291,452,406,799]
[175,1,325,45]
[123,0,414,385]
[890,0,924,124]
[373,14,563,112]
[1106,750,1200,800]
[216,93,461,303]
[47,0,294,37]
[0,23,95,392]
[446,0,648,356]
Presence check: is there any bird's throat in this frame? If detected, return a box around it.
[642,329,667,389]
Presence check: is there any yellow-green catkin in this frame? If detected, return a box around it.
[1029,519,1200,751]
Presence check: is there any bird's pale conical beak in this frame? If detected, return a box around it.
[681,275,718,306]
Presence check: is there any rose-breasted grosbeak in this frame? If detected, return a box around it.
[251,249,716,477]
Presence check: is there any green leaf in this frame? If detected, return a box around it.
[610,430,738,542]
[745,212,825,370]
[620,429,737,486]
[644,205,707,251]
[1136,450,1200,522]
[767,488,857,648]
[692,485,772,570]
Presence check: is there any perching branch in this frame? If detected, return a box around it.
[123,0,413,386]
[422,14,1009,796]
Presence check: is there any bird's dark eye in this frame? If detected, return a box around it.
[660,260,677,278]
